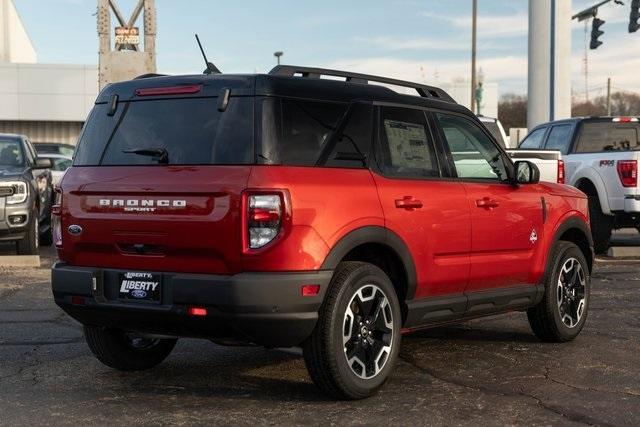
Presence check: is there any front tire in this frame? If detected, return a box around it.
[16,213,39,255]
[527,241,590,342]
[84,326,177,371]
[302,262,402,400]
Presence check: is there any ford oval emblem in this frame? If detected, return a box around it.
[130,289,147,299]
[67,225,83,236]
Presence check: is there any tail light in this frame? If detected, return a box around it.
[557,160,565,184]
[52,187,63,247]
[617,160,637,188]
[242,191,289,251]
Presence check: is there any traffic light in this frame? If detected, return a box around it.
[590,17,605,49]
[630,0,640,33]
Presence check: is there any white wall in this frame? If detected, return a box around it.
[0,0,36,64]
[0,62,98,122]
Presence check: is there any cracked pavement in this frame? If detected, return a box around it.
[1,247,639,426]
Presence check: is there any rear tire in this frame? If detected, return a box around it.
[527,241,590,342]
[302,262,402,400]
[587,195,613,255]
[84,326,177,371]
[16,213,38,255]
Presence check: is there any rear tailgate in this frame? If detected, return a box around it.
[507,149,562,183]
[58,166,250,274]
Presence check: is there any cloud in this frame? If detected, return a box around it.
[420,11,528,38]
[352,36,469,51]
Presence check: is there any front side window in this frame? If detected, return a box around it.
[436,113,509,181]
[545,125,572,154]
[519,127,546,149]
[376,107,440,178]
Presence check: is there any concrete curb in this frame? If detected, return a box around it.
[607,246,640,258]
[0,256,41,268]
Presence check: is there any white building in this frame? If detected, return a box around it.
[439,81,499,119]
[0,0,98,144]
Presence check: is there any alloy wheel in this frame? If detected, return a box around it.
[342,284,394,379]
[556,257,586,328]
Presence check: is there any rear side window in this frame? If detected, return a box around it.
[259,98,356,166]
[576,121,640,152]
[74,97,253,166]
[519,127,546,149]
[544,125,572,154]
[376,107,440,178]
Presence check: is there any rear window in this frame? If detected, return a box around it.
[576,121,640,153]
[74,97,253,166]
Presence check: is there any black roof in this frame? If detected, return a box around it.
[96,65,467,114]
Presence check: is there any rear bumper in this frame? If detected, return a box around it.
[51,263,333,347]
[624,195,640,213]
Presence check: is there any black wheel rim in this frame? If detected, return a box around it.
[557,257,587,328]
[342,284,394,380]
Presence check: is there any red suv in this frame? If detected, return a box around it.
[52,66,593,399]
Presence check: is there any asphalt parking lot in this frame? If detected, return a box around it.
[1,238,640,426]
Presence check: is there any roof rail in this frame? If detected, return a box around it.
[269,65,455,103]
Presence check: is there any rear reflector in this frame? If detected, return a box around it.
[301,284,321,296]
[135,85,202,97]
[187,307,208,317]
[71,296,86,306]
[557,159,565,184]
[617,160,638,187]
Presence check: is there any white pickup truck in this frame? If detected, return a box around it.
[478,116,563,184]
[518,116,640,254]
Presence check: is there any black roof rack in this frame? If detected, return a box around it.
[269,65,455,103]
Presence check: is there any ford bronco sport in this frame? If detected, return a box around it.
[52,66,594,400]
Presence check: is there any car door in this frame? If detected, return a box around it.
[434,112,545,292]
[371,105,471,303]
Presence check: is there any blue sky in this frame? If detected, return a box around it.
[12,0,640,97]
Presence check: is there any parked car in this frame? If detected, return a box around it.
[51,66,593,400]
[519,116,640,253]
[37,154,72,186]
[478,116,564,184]
[33,142,75,158]
[0,134,54,254]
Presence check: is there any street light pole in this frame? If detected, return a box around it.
[471,0,478,114]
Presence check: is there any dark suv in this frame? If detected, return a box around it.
[52,66,593,399]
[0,134,54,254]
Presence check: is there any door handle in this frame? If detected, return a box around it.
[395,196,423,210]
[476,197,500,209]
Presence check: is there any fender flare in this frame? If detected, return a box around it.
[548,215,594,274]
[572,168,612,215]
[320,226,418,301]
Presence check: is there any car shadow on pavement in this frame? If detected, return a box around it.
[94,343,332,403]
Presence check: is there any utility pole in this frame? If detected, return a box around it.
[583,20,589,102]
[470,0,478,114]
[606,77,612,115]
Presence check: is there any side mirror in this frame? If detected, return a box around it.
[514,160,540,184]
[34,157,53,169]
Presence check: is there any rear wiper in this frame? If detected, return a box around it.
[122,148,169,164]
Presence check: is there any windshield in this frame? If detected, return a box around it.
[0,140,25,167]
[74,97,253,166]
[576,121,640,152]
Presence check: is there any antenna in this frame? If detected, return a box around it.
[195,34,221,75]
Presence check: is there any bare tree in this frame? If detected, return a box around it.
[498,94,527,130]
